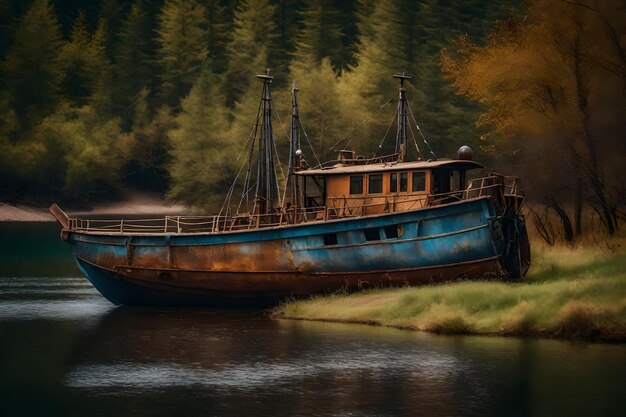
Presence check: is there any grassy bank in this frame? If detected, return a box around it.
[273,239,626,342]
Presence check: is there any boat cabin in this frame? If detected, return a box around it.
[296,157,484,217]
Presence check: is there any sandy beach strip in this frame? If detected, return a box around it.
[0,193,190,222]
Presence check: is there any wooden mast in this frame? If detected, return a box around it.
[394,73,411,162]
[288,82,304,215]
[255,69,278,216]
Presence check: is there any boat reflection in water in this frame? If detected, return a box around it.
[58,307,624,417]
[1,273,623,417]
[50,72,530,307]
[65,308,463,415]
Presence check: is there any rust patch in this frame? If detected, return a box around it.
[105,257,501,296]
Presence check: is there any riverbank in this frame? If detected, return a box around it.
[273,239,626,342]
[0,191,189,222]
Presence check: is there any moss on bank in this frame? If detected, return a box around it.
[273,240,626,342]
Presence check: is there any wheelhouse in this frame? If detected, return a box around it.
[296,159,484,217]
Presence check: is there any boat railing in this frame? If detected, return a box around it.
[466,175,523,197]
[67,175,519,234]
[67,206,326,234]
[309,153,400,170]
[465,174,525,215]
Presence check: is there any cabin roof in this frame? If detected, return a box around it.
[296,159,484,176]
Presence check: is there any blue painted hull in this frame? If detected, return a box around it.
[66,197,511,307]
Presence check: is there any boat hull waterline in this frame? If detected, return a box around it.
[63,197,513,307]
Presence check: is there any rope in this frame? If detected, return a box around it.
[270,101,288,182]
[223,100,263,218]
[373,106,398,159]
[406,116,424,160]
[329,97,394,152]
[299,119,322,167]
[407,101,437,160]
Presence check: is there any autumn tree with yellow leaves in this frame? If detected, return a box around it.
[442,0,625,237]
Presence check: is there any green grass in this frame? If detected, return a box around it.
[273,239,626,342]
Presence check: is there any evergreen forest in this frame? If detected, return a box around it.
[0,0,624,240]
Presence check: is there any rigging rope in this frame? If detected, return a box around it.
[329,97,394,152]
[407,101,437,160]
[373,107,398,159]
[269,101,288,183]
[406,117,424,160]
[298,119,322,167]
[269,100,288,210]
[222,100,263,219]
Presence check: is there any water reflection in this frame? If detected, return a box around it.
[63,308,469,416]
[0,277,112,320]
[1,276,625,417]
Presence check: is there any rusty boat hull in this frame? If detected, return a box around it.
[60,197,525,307]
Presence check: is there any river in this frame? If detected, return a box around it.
[1,222,624,417]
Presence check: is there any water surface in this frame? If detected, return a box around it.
[1,222,624,416]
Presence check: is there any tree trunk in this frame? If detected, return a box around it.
[574,177,582,236]
[548,197,574,243]
[572,36,616,234]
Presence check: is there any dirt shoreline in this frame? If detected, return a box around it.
[0,194,190,222]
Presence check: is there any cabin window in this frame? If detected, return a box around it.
[433,170,450,194]
[412,171,426,192]
[305,175,325,207]
[450,170,461,191]
[363,228,380,241]
[349,175,363,194]
[368,174,383,194]
[323,233,338,245]
[390,173,398,192]
[400,172,408,192]
[384,225,400,239]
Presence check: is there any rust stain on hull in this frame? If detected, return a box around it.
[77,254,501,305]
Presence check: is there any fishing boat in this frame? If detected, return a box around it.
[49,72,530,307]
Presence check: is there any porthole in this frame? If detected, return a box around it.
[323,233,338,246]
[363,228,380,241]
[384,224,404,239]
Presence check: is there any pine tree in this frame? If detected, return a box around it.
[114,1,156,128]
[168,68,234,207]
[88,19,116,116]
[58,13,114,112]
[0,95,46,200]
[0,1,30,60]
[224,0,277,106]
[290,58,351,162]
[289,1,351,161]
[60,106,133,202]
[347,0,421,105]
[18,102,132,203]
[59,11,94,106]
[291,0,343,72]
[128,98,175,191]
[203,0,230,75]
[155,0,209,108]
[337,0,422,155]
[98,0,129,60]
[271,0,304,83]
[2,0,64,125]
[331,0,358,69]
